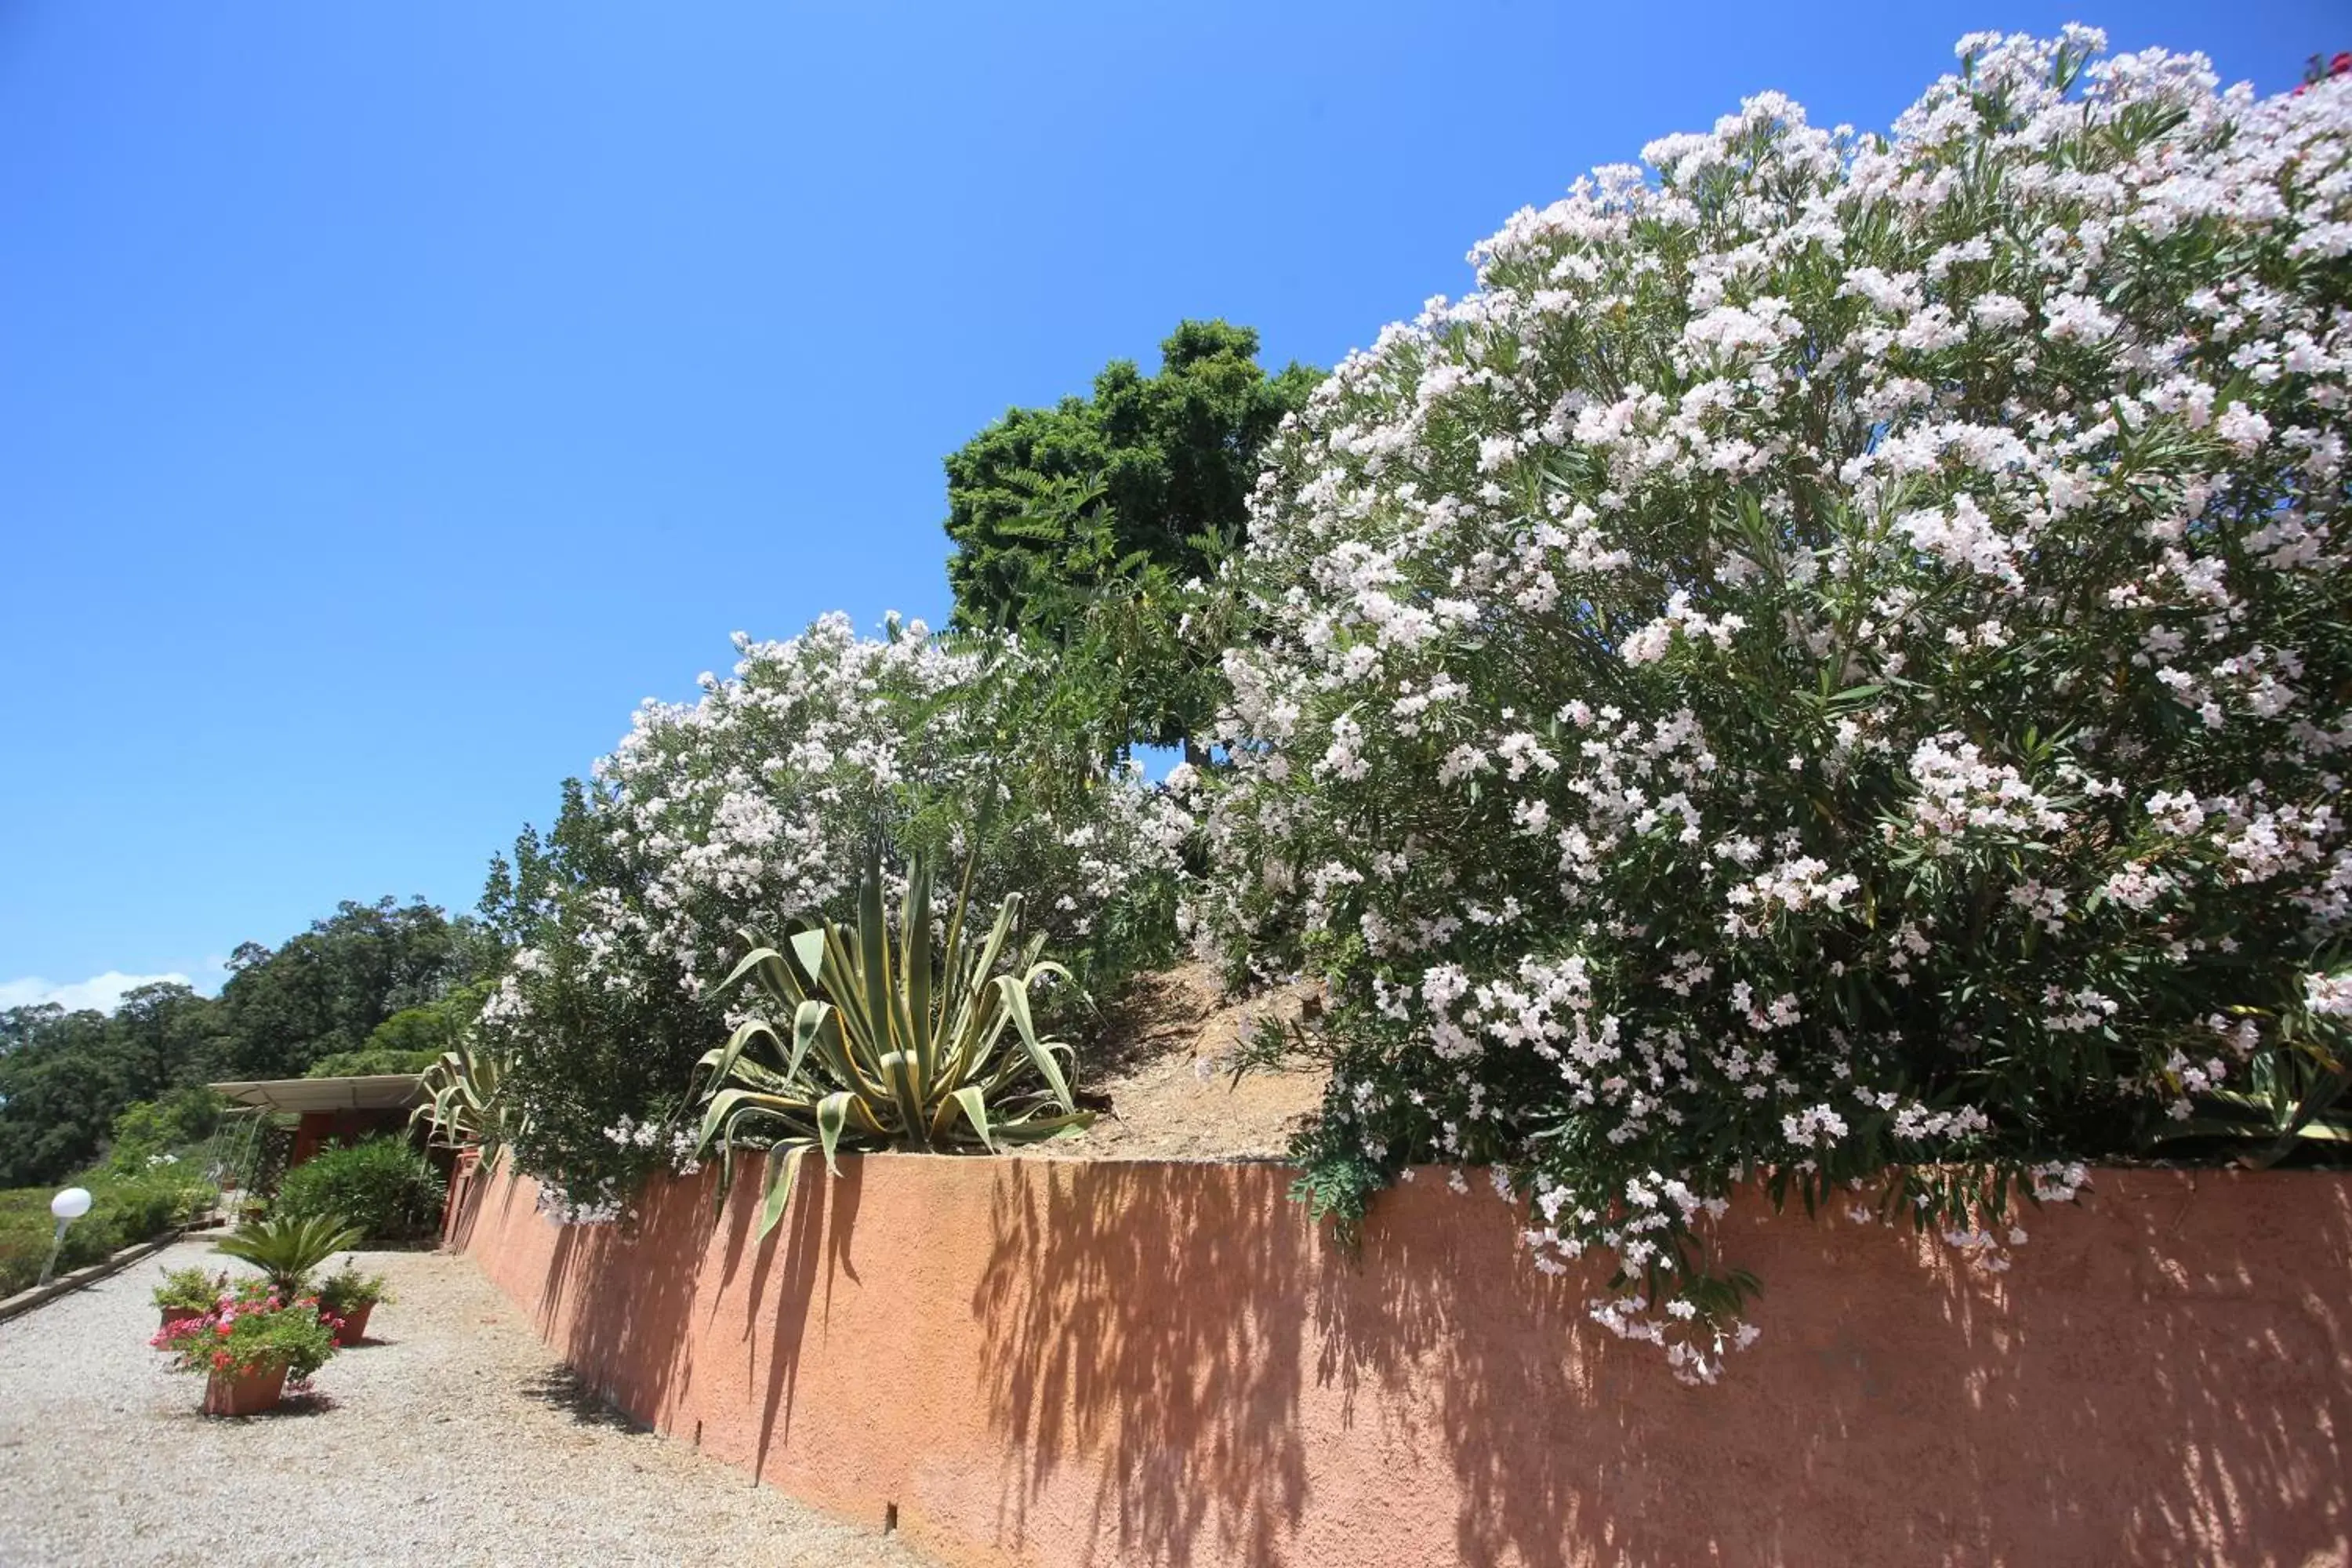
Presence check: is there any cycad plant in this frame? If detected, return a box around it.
[692,847,1092,1238]
[213,1213,365,1297]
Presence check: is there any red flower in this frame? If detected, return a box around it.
[214,1322,232,1337]
[212,1350,230,1370]
[2332,52,2350,75]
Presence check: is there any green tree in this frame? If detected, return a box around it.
[0,985,223,1185]
[0,898,494,1187]
[942,319,1318,756]
[107,1086,224,1167]
[212,897,475,1078]
[0,1004,136,1183]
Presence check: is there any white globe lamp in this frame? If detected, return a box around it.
[35,1186,95,1287]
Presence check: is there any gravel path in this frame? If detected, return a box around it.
[0,1239,933,1567]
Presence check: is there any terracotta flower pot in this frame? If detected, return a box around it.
[201,1360,289,1417]
[329,1302,373,1346]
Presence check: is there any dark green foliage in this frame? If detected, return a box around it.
[942,319,1319,753]
[0,984,217,1185]
[271,1136,447,1243]
[476,789,719,1203]
[303,1048,439,1079]
[107,1087,224,1168]
[304,986,488,1076]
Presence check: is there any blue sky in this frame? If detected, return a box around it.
[0,2,2336,1008]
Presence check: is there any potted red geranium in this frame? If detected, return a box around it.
[151,1278,339,1416]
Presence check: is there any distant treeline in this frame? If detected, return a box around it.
[0,898,497,1186]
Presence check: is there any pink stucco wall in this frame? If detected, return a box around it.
[446,1155,2350,1567]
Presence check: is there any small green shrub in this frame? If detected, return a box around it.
[271,1138,446,1242]
[316,1258,393,1315]
[154,1266,229,1315]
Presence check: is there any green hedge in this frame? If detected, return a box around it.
[271,1136,445,1243]
[0,1171,216,1299]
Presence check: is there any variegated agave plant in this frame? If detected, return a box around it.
[691,848,1091,1238]
[410,1040,520,1160]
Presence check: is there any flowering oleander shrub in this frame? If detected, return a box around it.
[151,1276,339,1385]
[480,612,1185,1210]
[1190,28,2352,1380]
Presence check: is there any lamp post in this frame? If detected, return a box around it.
[35,1187,93,1288]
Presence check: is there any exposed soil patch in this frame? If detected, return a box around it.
[1053,960,1328,1162]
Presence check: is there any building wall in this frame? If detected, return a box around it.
[446,1155,2351,1568]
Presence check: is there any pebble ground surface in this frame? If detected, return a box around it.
[0,1239,932,1567]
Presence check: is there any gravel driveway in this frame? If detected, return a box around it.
[0,1239,932,1567]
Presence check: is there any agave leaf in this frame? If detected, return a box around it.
[935,851,979,1040]
[815,1091,855,1173]
[947,1085,996,1151]
[905,855,935,1083]
[988,1110,1094,1142]
[941,896,1023,1073]
[964,895,1018,1011]
[788,928,829,992]
[700,1016,787,1102]
[877,1050,929,1149]
[726,1058,799,1095]
[813,923,877,1069]
[719,942,787,997]
[758,1143,808,1241]
[699,1086,803,1155]
[994,975,1076,1112]
[786,999,833,1085]
[856,851,896,1069]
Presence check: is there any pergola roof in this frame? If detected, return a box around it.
[208,1074,427,1114]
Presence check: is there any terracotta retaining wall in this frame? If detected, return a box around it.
[445,1155,2350,1568]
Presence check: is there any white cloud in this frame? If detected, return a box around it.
[0,971,198,1014]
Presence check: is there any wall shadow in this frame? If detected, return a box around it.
[560,1165,713,1427]
[733,1149,833,1478]
[456,1149,2352,1568]
[1307,1169,2352,1568]
[975,1160,1312,1568]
